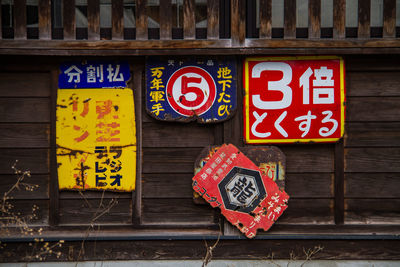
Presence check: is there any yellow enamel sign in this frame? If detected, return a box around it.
[56,88,136,191]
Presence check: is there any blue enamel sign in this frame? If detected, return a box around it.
[146,57,237,123]
[59,61,130,89]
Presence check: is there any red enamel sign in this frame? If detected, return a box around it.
[244,56,345,144]
[192,144,289,238]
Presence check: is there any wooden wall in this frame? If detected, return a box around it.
[0,55,399,261]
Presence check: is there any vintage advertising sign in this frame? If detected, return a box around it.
[146,57,237,123]
[56,89,136,191]
[244,56,345,143]
[59,61,130,89]
[192,144,289,238]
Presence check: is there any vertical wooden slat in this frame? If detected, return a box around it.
[207,0,219,39]
[159,0,172,40]
[383,0,396,38]
[0,2,2,40]
[334,139,344,225]
[284,0,296,39]
[333,0,345,39]
[87,0,100,40]
[39,0,51,40]
[14,0,27,40]
[63,0,76,40]
[112,0,124,40]
[358,0,370,38]
[136,0,148,40]
[309,0,321,39]
[259,0,272,39]
[231,0,245,45]
[49,70,59,226]
[183,0,196,39]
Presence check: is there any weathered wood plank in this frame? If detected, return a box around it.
[0,199,49,225]
[346,55,400,71]
[259,0,272,39]
[136,0,148,40]
[284,0,296,39]
[231,0,245,45]
[334,139,344,225]
[345,199,400,224]
[87,0,100,41]
[0,124,49,148]
[183,0,196,39]
[0,149,49,174]
[277,199,334,225]
[345,147,400,172]
[347,97,400,122]
[383,0,396,38]
[0,73,50,97]
[14,0,27,40]
[142,122,215,147]
[207,0,219,39]
[59,199,131,225]
[63,0,76,40]
[0,98,50,122]
[358,0,371,38]
[112,0,124,40]
[159,0,172,40]
[59,191,131,199]
[38,0,51,40]
[347,72,400,96]
[0,174,49,199]
[345,173,400,198]
[142,198,216,224]
[345,122,400,147]
[309,0,321,39]
[333,0,345,39]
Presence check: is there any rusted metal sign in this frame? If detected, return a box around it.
[146,57,237,123]
[56,89,136,191]
[192,144,289,238]
[244,56,346,144]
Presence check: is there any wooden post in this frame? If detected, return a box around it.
[63,0,76,40]
[284,0,296,39]
[333,0,345,39]
[38,0,51,40]
[309,0,321,39]
[183,0,196,39]
[160,0,172,40]
[231,0,245,46]
[87,0,100,40]
[383,0,396,38]
[112,0,124,40]
[207,0,219,39]
[358,0,370,39]
[136,0,148,40]
[259,0,272,39]
[14,0,27,40]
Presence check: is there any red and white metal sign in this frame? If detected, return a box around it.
[192,144,289,238]
[244,56,346,144]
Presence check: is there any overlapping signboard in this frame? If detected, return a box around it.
[146,57,237,123]
[192,144,289,238]
[57,61,136,192]
[244,56,345,143]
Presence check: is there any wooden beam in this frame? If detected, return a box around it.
[358,0,371,39]
[63,0,76,40]
[284,0,296,39]
[87,0,100,40]
[112,0,124,40]
[383,0,396,38]
[231,0,245,45]
[14,0,27,40]
[333,0,345,39]
[259,0,272,39]
[207,0,219,39]
[309,0,321,39]
[136,0,148,40]
[159,0,172,40]
[183,0,196,39]
[38,0,52,40]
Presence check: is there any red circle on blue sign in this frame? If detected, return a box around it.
[166,66,216,116]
